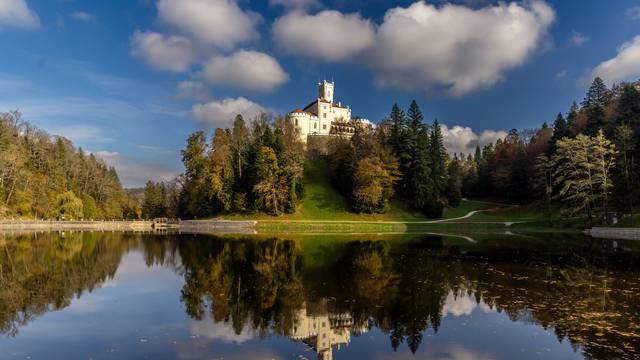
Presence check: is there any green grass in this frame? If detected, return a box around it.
[226,159,493,222]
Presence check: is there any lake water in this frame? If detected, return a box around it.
[0,231,638,359]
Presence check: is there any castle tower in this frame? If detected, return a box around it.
[318,80,334,103]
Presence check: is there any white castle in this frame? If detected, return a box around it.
[288,80,371,142]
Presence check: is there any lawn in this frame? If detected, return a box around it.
[226,159,493,222]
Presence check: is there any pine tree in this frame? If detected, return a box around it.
[566,101,579,137]
[389,103,405,152]
[508,147,531,203]
[549,112,568,154]
[408,125,434,211]
[430,120,447,198]
[582,77,608,108]
[445,156,463,207]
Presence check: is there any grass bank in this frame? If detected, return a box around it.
[227,159,493,222]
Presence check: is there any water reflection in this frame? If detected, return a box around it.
[0,232,639,359]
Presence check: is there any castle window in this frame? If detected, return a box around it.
[323,124,327,130]
[323,113,327,118]
[314,123,317,129]
[295,119,298,125]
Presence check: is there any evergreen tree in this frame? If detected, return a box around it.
[445,157,463,207]
[566,101,579,137]
[508,147,531,203]
[585,103,606,136]
[549,112,568,154]
[582,77,608,108]
[388,103,406,152]
[408,125,434,211]
[429,120,447,198]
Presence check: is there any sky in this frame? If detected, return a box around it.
[1,0,639,187]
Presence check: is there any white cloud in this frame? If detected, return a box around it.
[626,6,640,20]
[569,30,588,46]
[369,0,555,95]
[200,50,289,91]
[130,31,198,72]
[0,0,39,29]
[70,11,96,23]
[157,0,260,49]
[176,80,210,101]
[441,292,477,317]
[590,35,640,85]
[192,97,266,128]
[269,0,320,11]
[272,10,375,62]
[556,69,567,79]
[190,319,254,343]
[95,151,178,187]
[440,124,507,155]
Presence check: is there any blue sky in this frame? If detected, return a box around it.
[1,0,639,187]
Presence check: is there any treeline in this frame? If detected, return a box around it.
[328,100,460,216]
[0,111,134,220]
[146,115,305,219]
[456,78,640,224]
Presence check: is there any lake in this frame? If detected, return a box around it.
[0,231,638,359]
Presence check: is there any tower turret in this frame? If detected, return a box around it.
[318,80,334,103]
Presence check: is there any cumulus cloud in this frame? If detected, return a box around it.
[369,0,555,95]
[191,319,254,343]
[200,50,289,91]
[130,31,198,72]
[590,35,640,85]
[70,11,97,23]
[440,124,507,155]
[569,30,588,46]
[176,80,210,101]
[95,151,178,187]
[272,10,375,62]
[192,97,266,128]
[157,0,260,49]
[269,0,320,11]
[0,0,39,29]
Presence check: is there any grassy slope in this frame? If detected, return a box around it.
[226,159,491,222]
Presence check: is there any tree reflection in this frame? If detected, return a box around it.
[0,232,638,359]
[0,231,130,336]
[175,234,640,359]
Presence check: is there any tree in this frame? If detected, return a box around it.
[549,113,568,154]
[552,132,616,224]
[142,181,166,219]
[445,157,463,207]
[180,131,210,217]
[352,155,398,213]
[430,120,448,200]
[582,77,608,108]
[82,195,98,220]
[53,191,83,220]
[534,154,553,218]
[508,147,531,203]
[208,128,235,212]
[231,115,249,181]
[253,146,286,215]
[388,103,406,153]
[613,124,636,221]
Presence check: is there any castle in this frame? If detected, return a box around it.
[288,80,371,142]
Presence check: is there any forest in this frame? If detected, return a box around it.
[140,78,640,224]
[0,111,136,220]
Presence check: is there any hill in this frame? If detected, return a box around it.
[227,159,490,221]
